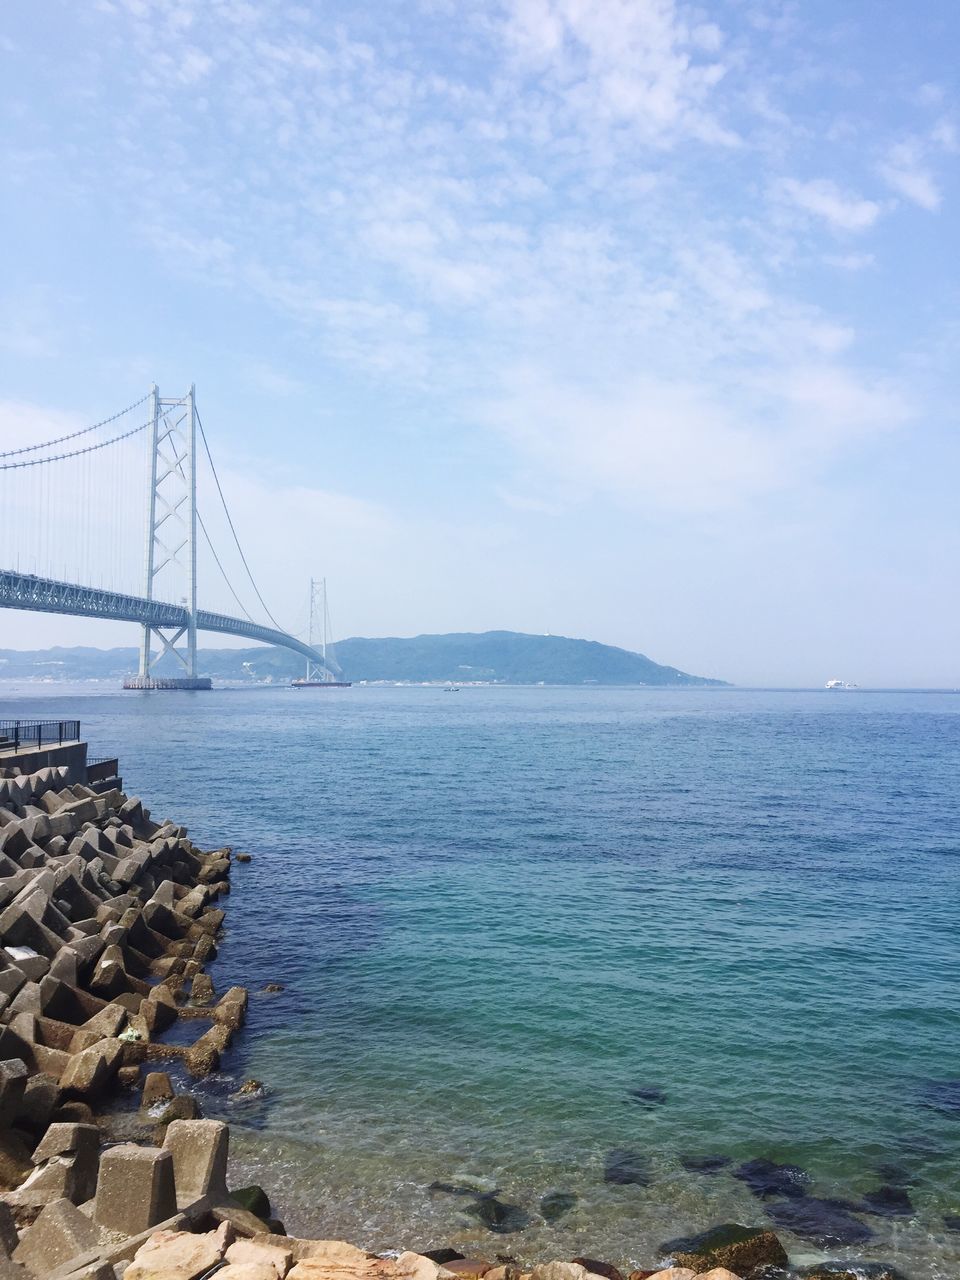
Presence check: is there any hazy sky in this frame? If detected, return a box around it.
[1,0,958,686]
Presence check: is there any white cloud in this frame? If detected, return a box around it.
[878,140,941,211]
[777,177,881,232]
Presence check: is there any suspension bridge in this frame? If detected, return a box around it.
[0,386,332,688]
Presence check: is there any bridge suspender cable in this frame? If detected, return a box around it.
[194,408,285,633]
[0,418,151,469]
[0,393,151,457]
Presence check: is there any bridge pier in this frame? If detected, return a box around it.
[122,675,212,690]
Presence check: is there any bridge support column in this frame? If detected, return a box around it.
[128,385,209,691]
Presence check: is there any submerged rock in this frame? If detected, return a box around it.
[468,1194,532,1234]
[943,1212,960,1232]
[860,1184,914,1216]
[764,1196,873,1248]
[540,1192,577,1223]
[875,1162,911,1186]
[660,1222,788,1274]
[680,1154,731,1174]
[734,1157,810,1199]
[627,1086,668,1108]
[603,1149,650,1186]
[795,1264,910,1280]
[917,1079,960,1114]
[429,1181,492,1198]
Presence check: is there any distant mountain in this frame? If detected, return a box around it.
[0,632,727,686]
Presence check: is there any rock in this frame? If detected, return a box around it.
[642,1271,695,1280]
[661,1223,788,1275]
[795,1265,911,1280]
[236,853,252,863]
[943,1212,960,1231]
[215,1264,278,1280]
[0,1130,32,1191]
[698,1272,743,1280]
[225,1237,294,1277]
[444,1262,492,1278]
[859,1185,914,1216]
[627,1086,667,1108]
[764,1197,873,1248]
[679,1155,731,1174]
[230,1185,272,1220]
[734,1157,810,1199]
[124,1228,226,1280]
[263,983,284,993]
[540,1192,577,1222]
[422,1250,466,1265]
[429,1182,488,1197]
[0,1201,18,1258]
[485,1266,520,1280]
[571,1259,622,1280]
[530,1265,586,1280]
[236,1078,265,1096]
[603,1149,650,1186]
[468,1195,532,1233]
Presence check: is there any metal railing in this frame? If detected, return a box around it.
[0,719,81,753]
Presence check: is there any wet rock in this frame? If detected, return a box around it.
[875,1162,910,1185]
[628,1086,667,1108]
[468,1194,532,1234]
[235,853,252,863]
[734,1157,810,1199]
[235,1078,265,1096]
[660,1223,788,1274]
[422,1250,467,1265]
[429,1181,491,1197]
[764,1196,873,1248]
[572,1258,623,1280]
[231,1184,272,1220]
[540,1192,577,1223]
[795,1264,910,1280]
[154,1093,201,1129]
[679,1154,731,1174]
[860,1184,914,1216]
[263,983,284,993]
[604,1149,650,1186]
[943,1212,960,1231]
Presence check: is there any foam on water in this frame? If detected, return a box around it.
[5,684,959,1277]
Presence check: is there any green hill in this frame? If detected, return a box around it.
[0,632,727,686]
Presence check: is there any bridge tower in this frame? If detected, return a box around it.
[126,385,210,690]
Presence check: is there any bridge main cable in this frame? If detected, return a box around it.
[0,393,151,458]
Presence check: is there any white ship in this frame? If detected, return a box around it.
[825,678,858,690]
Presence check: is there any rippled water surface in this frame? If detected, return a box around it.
[4,685,960,1277]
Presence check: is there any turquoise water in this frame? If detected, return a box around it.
[4,685,960,1277]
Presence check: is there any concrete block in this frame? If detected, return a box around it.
[93,1143,176,1236]
[13,1197,100,1277]
[0,1199,18,1257]
[0,1058,28,1126]
[60,1038,123,1099]
[162,1119,229,1205]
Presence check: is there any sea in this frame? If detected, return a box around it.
[3,684,959,1278]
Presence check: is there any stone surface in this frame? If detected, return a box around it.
[123,1228,225,1280]
[662,1223,788,1275]
[231,1186,273,1220]
[571,1262,622,1280]
[163,1118,229,1204]
[93,1144,177,1236]
[603,1150,650,1186]
[765,1197,873,1248]
[540,1192,577,1223]
[13,1197,100,1276]
[226,1237,295,1277]
[733,1158,810,1200]
[530,1265,586,1280]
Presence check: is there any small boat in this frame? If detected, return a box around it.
[825,678,858,690]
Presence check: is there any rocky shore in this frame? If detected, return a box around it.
[0,760,906,1280]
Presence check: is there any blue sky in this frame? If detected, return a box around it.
[0,0,957,685]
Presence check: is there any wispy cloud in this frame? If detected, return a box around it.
[776,177,881,232]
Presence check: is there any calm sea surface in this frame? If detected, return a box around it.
[3,685,959,1277]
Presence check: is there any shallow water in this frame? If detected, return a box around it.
[4,684,959,1277]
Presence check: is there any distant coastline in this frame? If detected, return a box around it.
[0,630,728,688]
